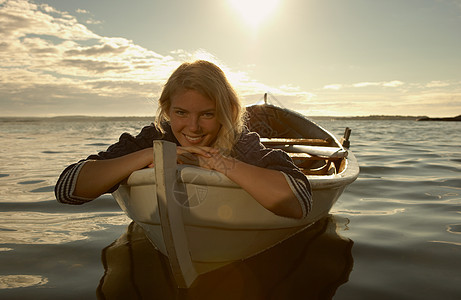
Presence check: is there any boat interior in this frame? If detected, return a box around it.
[246,104,349,176]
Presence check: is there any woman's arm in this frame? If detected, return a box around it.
[59,145,216,202]
[213,155,304,219]
[73,148,154,199]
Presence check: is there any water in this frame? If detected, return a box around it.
[0,118,460,299]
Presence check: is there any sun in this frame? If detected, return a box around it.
[228,0,279,30]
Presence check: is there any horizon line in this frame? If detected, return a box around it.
[0,114,436,120]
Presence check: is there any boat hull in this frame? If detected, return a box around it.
[112,151,357,272]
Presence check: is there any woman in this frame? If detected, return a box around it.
[55,60,311,219]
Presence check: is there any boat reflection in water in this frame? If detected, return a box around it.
[97,215,353,299]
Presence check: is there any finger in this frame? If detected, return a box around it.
[177,153,199,165]
[177,146,213,157]
[207,147,221,154]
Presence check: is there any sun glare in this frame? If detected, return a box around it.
[229,0,279,30]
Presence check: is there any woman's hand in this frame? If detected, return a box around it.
[176,146,226,170]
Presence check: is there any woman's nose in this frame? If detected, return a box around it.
[187,116,200,132]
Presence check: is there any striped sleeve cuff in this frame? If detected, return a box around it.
[281,172,312,218]
[55,161,94,205]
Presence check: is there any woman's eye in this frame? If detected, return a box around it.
[175,110,186,116]
[202,112,214,118]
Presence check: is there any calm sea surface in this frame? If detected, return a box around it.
[0,117,460,299]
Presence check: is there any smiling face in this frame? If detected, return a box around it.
[168,89,222,147]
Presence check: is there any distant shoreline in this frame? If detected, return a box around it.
[310,115,426,121]
[0,115,460,122]
[415,115,461,122]
[312,115,460,121]
[0,116,156,122]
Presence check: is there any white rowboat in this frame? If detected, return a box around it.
[112,100,359,288]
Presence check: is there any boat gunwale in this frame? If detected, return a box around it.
[124,153,358,191]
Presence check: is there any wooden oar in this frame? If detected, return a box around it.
[154,140,198,288]
[260,138,331,146]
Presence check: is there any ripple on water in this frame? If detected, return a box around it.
[30,186,55,193]
[358,165,425,176]
[347,177,460,203]
[0,275,48,289]
[447,224,461,234]
[18,180,45,185]
[0,211,130,244]
[423,163,461,173]
[42,150,64,154]
[85,143,110,147]
[437,178,461,188]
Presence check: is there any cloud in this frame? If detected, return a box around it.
[426,80,450,88]
[65,44,129,56]
[75,7,102,25]
[84,18,102,25]
[323,84,343,90]
[403,91,461,105]
[0,0,98,40]
[315,80,461,117]
[382,80,404,87]
[352,82,380,88]
[0,1,180,115]
[1,0,299,116]
[60,58,130,74]
[324,81,405,90]
[76,9,89,14]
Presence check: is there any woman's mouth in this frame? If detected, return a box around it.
[183,134,205,144]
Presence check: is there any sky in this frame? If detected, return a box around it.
[1,0,461,117]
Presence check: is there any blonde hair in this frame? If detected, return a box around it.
[156,60,245,155]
